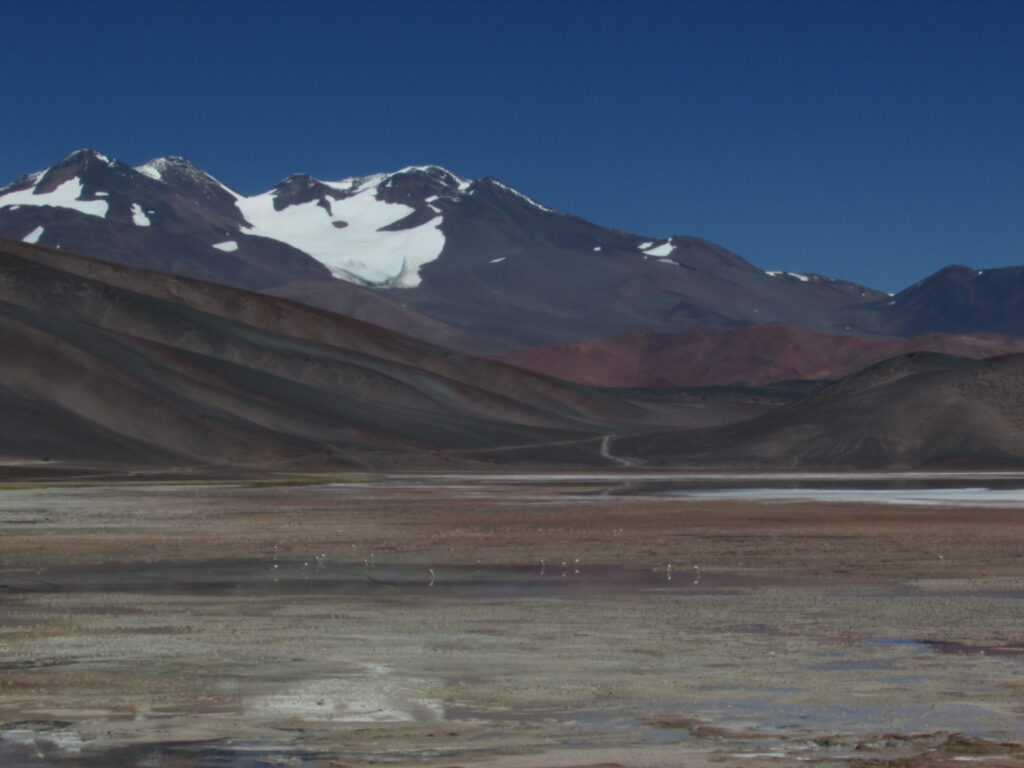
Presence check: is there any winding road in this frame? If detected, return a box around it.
[600,434,637,467]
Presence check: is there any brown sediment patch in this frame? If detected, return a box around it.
[932,732,1024,757]
[919,640,1024,658]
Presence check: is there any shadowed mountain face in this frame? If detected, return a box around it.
[495,322,1024,388]
[385,190,884,348]
[836,265,1024,337]
[613,352,1024,469]
[0,238,670,469]
[0,150,890,352]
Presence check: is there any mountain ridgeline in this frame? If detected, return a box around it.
[11,149,1020,355]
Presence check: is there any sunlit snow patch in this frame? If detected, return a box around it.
[641,241,674,257]
[404,166,471,192]
[135,163,162,181]
[766,270,811,282]
[0,177,109,219]
[212,241,239,252]
[236,178,445,288]
[131,203,151,227]
[22,225,44,244]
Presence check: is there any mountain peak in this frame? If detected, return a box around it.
[43,149,126,181]
[137,155,204,180]
[388,165,469,191]
[59,148,113,166]
[136,155,240,200]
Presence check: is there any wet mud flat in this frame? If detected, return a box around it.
[2,473,1024,766]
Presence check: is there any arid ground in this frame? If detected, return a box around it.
[2,472,1024,767]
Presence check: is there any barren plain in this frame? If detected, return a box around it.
[2,472,1024,767]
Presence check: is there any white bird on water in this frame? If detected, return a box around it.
[428,568,435,587]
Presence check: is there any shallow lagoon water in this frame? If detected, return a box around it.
[657,485,1024,505]
[359,470,1024,506]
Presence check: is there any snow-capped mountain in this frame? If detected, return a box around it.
[13,149,1008,352]
[0,151,546,291]
[0,150,484,350]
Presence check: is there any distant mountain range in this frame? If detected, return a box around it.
[6,149,1022,357]
[4,150,1024,472]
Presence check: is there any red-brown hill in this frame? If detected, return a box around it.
[495,323,1024,387]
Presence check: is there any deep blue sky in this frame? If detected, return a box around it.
[2,0,1021,292]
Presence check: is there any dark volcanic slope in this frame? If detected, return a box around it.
[495,322,1024,388]
[0,238,668,469]
[613,352,1024,469]
[395,189,884,348]
[837,265,1024,337]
